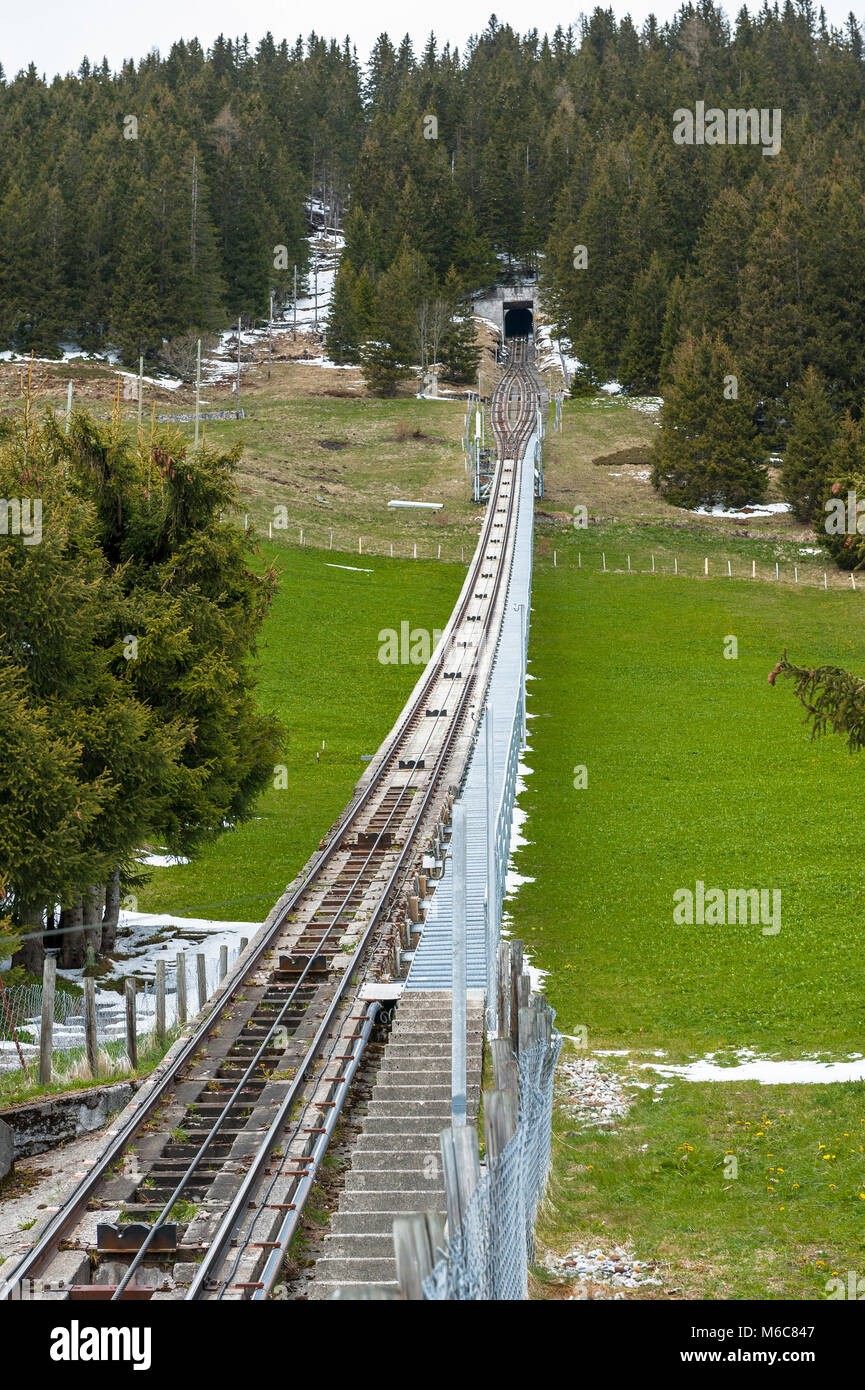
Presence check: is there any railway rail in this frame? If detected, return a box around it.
[0,337,543,1304]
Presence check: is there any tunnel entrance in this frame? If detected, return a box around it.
[503,303,533,338]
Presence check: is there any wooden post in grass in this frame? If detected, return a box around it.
[39,955,56,1085]
[155,961,166,1044]
[83,977,98,1079]
[176,953,187,1027]
[125,979,138,1070]
[752,560,756,579]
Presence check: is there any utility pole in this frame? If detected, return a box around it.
[268,292,274,381]
[293,265,297,340]
[194,337,201,449]
[235,316,241,419]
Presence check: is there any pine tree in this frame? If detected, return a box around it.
[652,333,768,509]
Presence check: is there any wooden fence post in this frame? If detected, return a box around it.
[83,977,98,1079]
[155,960,166,1044]
[176,953,187,1027]
[509,940,524,1050]
[496,940,510,1037]
[490,1036,519,1103]
[125,978,138,1070]
[393,1211,446,1300]
[39,955,56,1085]
[483,1088,518,1162]
[440,1123,481,1238]
[219,944,228,982]
[196,953,207,1012]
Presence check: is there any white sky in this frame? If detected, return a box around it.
[4,2,865,80]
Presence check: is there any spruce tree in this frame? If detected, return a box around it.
[617,252,667,394]
[780,367,836,522]
[652,333,768,509]
[326,262,359,363]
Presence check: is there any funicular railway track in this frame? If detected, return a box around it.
[0,338,542,1305]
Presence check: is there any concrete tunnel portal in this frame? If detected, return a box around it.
[503,302,533,338]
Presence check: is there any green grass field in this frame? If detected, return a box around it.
[516,528,865,1297]
[137,540,463,920]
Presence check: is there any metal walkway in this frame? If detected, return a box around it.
[406,432,536,997]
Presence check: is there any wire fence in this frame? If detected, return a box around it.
[547,545,864,592]
[422,1028,562,1301]
[0,945,245,1085]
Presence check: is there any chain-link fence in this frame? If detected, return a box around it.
[422,1028,562,1300]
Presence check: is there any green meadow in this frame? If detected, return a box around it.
[516,528,865,1298]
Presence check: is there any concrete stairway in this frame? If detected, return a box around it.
[309,990,485,1296]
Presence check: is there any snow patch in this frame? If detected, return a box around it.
[690,502,791,520]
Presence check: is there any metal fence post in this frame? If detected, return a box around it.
[451,801,467,1127]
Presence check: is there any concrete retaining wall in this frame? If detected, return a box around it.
[0,1081,138,1159]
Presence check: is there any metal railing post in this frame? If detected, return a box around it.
[485,703,497,1028]
[451,801,467,1127]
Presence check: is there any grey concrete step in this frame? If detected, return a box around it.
[345,1170,446,1194]
[358,1117,445,1136]
[313,1257,398,1283]
[329,1211,405,1236]
[348,1153,442,1175]
[372,1083,452,1097]
[363,1103,455,1118]
[311,1280,400,1298]
[321,1234,397,1259]
[340,1190,447,1214]
[353,1134,445,1153]
[376,1071,481,1087]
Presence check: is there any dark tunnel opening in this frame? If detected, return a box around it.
[503,305,533,338]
